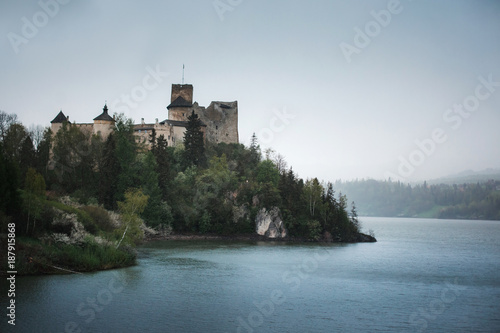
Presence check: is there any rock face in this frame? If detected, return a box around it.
[255,207,287,238]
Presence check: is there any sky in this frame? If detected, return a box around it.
[1,0,499,183]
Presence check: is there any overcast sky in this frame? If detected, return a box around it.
[1,0,499,183]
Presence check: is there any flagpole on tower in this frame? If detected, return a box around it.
[182,64,185,85]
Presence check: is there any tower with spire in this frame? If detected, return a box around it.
[93,103,115,140]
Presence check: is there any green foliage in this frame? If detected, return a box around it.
[303,178,323,217]
[153,134,172,200]
[3,123,29,163]
[19,135,36,179]
[13,237,135,274]
[46,200,97,234]
[22,168,46,235]
[0,142,21,216]
[193,154,238,233]
[307,220,322,240]
[114,115,139,202]
[2,109,372,247]
[256,159,280,187]
[183,110,206,167]
[98,133,120,209]
[81,205,115,232]
[116,188,149,247]
[199,211,211,234]
[35,127,52,179]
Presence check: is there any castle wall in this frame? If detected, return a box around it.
[74,123,94,136]
[194,101,238,144]
[93,120,114,140]
[168,108,189,122]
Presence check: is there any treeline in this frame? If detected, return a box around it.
[0,110,364,242]
[334,178,500,220]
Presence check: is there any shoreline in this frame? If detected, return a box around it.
[145,232,377,243]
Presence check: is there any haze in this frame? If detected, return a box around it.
[1,0,499,182]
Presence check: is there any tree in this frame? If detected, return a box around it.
[114,114,139,201]
[249,132,261,164]
[0,143,21,216]
[28,124,45,150]
[153,134,171,200]
[256,159,280,187]
[116,188,149,248]
[3,123,29,163]
[35,128,52,179]
[22,168,46,234]
[303,178,323,217]
[273,153,288,175]
[51,122,93,193]
[320,182,337,230]
[19,135,36,179]
[139,152,170,228]
[183,110,205,167]
[350,201,360,232]
[98,133,120,209]
[0,111,18,142]
[194,154,238,232]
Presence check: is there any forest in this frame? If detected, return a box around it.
[0,110,368,273]
[334,178,500,220]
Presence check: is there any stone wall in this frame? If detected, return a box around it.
[171,84,193,103]
[194,101,239,144]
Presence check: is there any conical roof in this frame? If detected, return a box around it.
[51,110,67,123]
[93,104,114,122]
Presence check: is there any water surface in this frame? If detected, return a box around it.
[2,217,499,332]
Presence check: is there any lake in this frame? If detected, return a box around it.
[2,217,500,332]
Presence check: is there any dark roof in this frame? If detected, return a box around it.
[51,111,67,123]
[167,96,192,109]
[93,104,115,122]
[162,119,189,127]
[160,119,206,127]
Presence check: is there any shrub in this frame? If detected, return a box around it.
[81,206,115,232]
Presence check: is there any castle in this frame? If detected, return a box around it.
[50,84,239,147]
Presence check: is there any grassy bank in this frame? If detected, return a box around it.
[4,236,136,276]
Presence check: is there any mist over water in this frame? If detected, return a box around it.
[2,217,499,332]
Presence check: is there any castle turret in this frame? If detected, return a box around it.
[50,110,68,135]
[167,84,193,121]
[93,104,115,139]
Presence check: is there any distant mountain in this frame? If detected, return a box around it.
[334,176,500,220]
[427,168,500,185]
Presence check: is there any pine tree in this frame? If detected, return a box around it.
[183,110,205,167]
[19,135,36,180]
[153,134,170,200]
[99,134,120,209]
[350,201,360,232]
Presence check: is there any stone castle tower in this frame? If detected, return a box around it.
[166,84,239,144]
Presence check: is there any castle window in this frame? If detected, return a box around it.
[216,126,218,130]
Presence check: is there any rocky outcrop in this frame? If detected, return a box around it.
[255,207,287,238]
